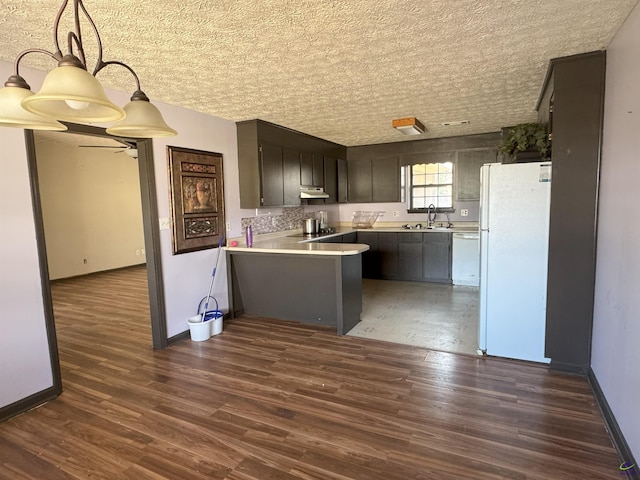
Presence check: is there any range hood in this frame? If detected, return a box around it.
[300,186,329,199]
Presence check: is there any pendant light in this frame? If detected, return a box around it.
[107,91,177,138]
[0,75,66,131]
[0,0,176,138]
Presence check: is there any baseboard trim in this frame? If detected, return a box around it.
[167,330,190,345]
[0,385,60,423]
[50,263,147,283]
[588,367,637,474]
[549,359,589,374]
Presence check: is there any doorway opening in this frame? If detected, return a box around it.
[25,124,167,397]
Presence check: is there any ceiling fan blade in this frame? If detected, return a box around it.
[79,145,125,149]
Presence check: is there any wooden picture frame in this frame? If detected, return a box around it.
[167,146,225,254]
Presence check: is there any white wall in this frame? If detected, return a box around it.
[35,136,145,279]
[339,200,479,226]
[591,3,640,462]
[0,120,54,407]
[0,60,242,408]
[146,104,240,338]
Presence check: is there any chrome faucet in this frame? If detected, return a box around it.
[427,204,437,227]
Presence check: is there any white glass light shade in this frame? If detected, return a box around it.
[106,99,177,138]
[0,86,67,130]
[21,65,125,123]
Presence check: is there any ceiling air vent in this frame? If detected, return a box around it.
[441,120,470,127]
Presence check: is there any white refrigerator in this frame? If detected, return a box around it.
[479,162,552,363]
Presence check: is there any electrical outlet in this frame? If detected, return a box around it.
[83,258,87,264]
[461,209,469,217]
[226,222,231,231]
[136,249,141,256]
[392,211,399,217]
[141,249,145,256]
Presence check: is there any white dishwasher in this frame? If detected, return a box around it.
[452,232,480,286]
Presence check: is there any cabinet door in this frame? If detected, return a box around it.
[357,231,379,278]
[423,233,452,283]
[300,151,314,186]
[283,148,301,206]
[313,155,324,187]
[348,158,373,203]
[323,156,337,204]
[456,150,496,201]
[341,232,357,243]
[300,152,323,187]
[378,232,398,279]
[372,156,400,203]
[399,232,423,281]
[337,158,348,203]
[260,143,284,206]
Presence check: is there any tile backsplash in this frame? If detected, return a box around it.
[241,207,314,234]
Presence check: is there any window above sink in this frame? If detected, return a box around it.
[405,162,455,213]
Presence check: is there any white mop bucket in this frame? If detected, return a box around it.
[187,296,223,341]
[187,314,212,341]
[204,309,223,336]
[188,238,224,341]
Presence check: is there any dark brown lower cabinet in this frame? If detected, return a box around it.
[341,232,357,243]
[399,233,423,281]
[378,233,399,279]
[357,231,451,283]
[357,231,379,278]
[422,233,452,283]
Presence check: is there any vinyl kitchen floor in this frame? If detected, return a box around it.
[347,279,480,356]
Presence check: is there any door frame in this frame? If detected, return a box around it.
[24,122,169,397]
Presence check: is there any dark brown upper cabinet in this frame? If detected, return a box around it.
[347,155,401,203]
[237,119,346,208]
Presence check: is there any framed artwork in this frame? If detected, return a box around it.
[167,146,225,254]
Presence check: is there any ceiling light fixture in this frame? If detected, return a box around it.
[392,117,426,135]
[0,0,176,138]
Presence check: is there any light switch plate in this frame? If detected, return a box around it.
[159,217,170,230]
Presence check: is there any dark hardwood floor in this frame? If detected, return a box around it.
[0,266,622,479]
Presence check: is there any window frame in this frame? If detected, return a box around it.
[406,162,455,214]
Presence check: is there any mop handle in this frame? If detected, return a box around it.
[202,236,225,314]
[210,235,224,277]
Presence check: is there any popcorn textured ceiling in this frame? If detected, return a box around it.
[0,0,637,146]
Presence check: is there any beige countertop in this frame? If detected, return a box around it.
[225,227,368,256]
[359,227,478,233]
[343,221,479,233]
[224,223,479,256]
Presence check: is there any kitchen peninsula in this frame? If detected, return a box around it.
[225,229,369,335]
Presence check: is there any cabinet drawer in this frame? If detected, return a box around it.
[423,232,451,244]
[400,232,422,243]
